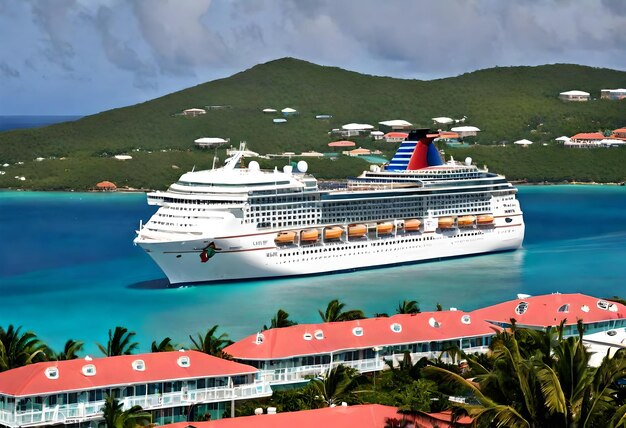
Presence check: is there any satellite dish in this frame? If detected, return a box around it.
[297,160,308,173]
[248,161,260,171]
[465,157,472,166]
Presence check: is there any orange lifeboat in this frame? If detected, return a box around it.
[275,231,296,245]
[348,224,367,238]
[457,215,476,228]
[376,222,394,235]
[438,217,455,229]
[404,219,421,231]
[324,226,343,240]
[477,215,494,225]
[300,229,319,242]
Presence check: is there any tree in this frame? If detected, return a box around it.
[263,309,297,330]
[0,325,47,371]
[98,326,139,357]
[318,299,365,323]
[424,322,626,428]
[396,300,420,314]
[151,337,177,352]
[309,364,362,407]
[189,325,233,358]
[102,395,152,428]
[48,339,84,361]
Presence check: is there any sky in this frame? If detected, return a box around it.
[1,0,625,115]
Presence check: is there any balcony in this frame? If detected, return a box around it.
[0,382,272,427]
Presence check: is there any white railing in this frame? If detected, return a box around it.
[5,382,271,427]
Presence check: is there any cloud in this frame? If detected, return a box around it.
[29,0,77,71]
[0,61,20,77]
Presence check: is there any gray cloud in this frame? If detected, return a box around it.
[29,0,77,71]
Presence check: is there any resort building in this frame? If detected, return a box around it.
[0,351,272,427]
[558,90,590,102]
[181,108,207,117]
[383,132,409,143]
[564,132,624,148]
[224,311,497,386]
[370,130,384,140]
[343,147,372,156]
[161,404,473,428]
[613,127,626,139]
[600,89,626,100]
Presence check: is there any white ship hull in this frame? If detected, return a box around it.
[138,218,524,285]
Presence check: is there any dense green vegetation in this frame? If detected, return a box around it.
[1,57,625,190]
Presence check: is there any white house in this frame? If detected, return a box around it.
[194,137,229,148]
[181,108,206,116]
[559,90,590,102]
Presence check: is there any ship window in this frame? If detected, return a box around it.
[132,360,145,371]
[303,333,313,341]
[177,356,191,367]
[45,367,59,379]
[557,304,569,313]
[505,218,513,223]
[597,300,610,310]
[352,327,364,337]
[390,323,402,333]
[515,302,529,315]
[82,364,96,376]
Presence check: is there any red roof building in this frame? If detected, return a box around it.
[570,132,605,142]
[384,132,409,143]
[225,311,497,385]
[0,351,271,427]
[471,293,626,336]
[612,127,626,139]
[162,405,472,428]
[328,140,356,147]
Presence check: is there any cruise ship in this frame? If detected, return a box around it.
[134,129,524,284]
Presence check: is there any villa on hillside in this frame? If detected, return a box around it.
[343,147,372,156]
[378,120,413,132]
[601,88,626,100]
[384,132,409,143]
[559,90,590,101]
[181,108,207,117]
[565,131,626,148]
[0,351,272,427]
[613,127,626,139]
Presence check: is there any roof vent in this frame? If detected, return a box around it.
[132,360,145,371]
[581,305,590,313]
[597,300,610,310]
[177,356,191,367]
[461,315,471,325]
[45,367,59,380]
[450,307,458,311]
[303,333,313,341]
[84,355,93,361]
[557,304,569,313]
[82,364,96,377]
[428,317,441,328]
[314,330,324,340]
[255,333,265,345]
[515,301,529,315]
[390,323,402,333]
[352,327,364,337]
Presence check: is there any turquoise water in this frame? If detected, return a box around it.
[1,186,625,354]
[359,155,388,163]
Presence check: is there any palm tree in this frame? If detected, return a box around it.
[318,299,365,323]
[97,326,139,357]
[263,309,297,330]
[48,339,84,360]
[424,322,626,427]
[396,300,420,314]
[0,325,47,371]
[189,325,233,358]
[151,337,177,352]
[309,364,361,407]
[102,395,152,428]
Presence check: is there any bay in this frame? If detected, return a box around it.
[0,115,82,132]
[1,186,625,355]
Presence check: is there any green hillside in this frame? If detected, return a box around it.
[1,58,625,190]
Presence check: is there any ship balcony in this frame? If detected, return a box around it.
[0,382,272,427]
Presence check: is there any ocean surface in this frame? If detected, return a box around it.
[1,186,625,355]
[0,115,82,131]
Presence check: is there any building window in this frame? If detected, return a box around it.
[45,367,59,379]
[132,360,145,371]
[515,301,529,315]
[314,330,324,340]
[390,323,402,333]
[177,356,191,367]
[461,315,472,325]
[557,304,569,313]
[303,333,313,341]
[82,364,96,376]
[352,327,364,337]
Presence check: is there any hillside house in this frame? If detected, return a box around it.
[600,89,626,100]
[378,120,413,132]
[281,107,298,116]
[383,132,409,143]
[343,147,371,156]
[612,127,626,139]
[181,108,206,116]
[559,90,590,102]
[194,137,229,148]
